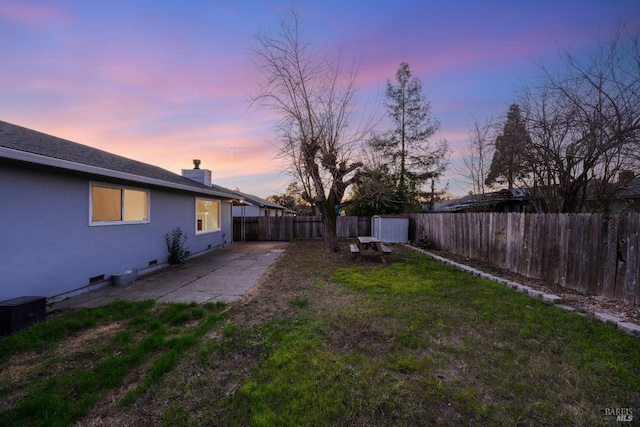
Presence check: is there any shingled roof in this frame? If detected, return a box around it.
[0,120,239,199]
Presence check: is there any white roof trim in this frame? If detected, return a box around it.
[1,146,242,201]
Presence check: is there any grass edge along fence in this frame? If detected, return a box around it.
[409,212,640,306]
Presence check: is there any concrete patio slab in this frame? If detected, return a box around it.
[51,242,288,310]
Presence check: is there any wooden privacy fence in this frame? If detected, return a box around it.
[409,213,640,305]
[233,216,371,242]
[232,213,640,305]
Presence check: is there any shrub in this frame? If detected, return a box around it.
[414,235,434,250]
[165,227,189,265]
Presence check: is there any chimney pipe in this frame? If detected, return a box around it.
[182,161,211,186]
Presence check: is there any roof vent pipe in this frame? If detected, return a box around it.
[193,159,201,170]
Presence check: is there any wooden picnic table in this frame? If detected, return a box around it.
[350,236,392,263]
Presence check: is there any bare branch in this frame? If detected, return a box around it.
[248,10,374,250]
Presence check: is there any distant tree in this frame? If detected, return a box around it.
[265,193,294,209]
[369,62,448,212]
[520,27,640,212]
[266,181,315,215]
[485,103,532,190]
[422,176,450,211]
[342,138,400,215]
[249,11,373,250]
[343,164,400,215]
[459,115,496,202]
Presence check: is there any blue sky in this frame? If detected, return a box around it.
[1,0,638,197]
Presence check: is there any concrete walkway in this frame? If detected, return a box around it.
[51,242,289,310]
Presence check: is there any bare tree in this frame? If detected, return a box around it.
[520,27,640,212]
[249,12,372,250]
[521,84,585,212]
[459,114,496,199]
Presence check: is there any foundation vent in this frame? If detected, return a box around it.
[89,275,105,285]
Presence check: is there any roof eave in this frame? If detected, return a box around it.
[1,146,241,200]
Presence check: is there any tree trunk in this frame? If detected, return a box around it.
[318,201,339,252]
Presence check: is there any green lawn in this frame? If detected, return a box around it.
[1,241,639,426]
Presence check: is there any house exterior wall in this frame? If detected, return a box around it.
[233,205,261,217]
[0,164,232,301]
[232,205,285,217]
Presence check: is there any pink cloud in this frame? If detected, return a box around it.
[12,109,284,183]
[4,0,635,200]
[0,1,71,29]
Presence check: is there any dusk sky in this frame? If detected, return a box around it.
[2,1,639,198]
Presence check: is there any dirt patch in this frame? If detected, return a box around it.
[66,322,124,353]
[234,240,358,325]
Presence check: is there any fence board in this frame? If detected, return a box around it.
[625,214,639,304]
[616,218,628,300]
[233,217,259,241]
[259,216,293,241]
[567,215,581,293]
[602,217,618,298]
[566,215,584,293]
[505,213,516,272]
[487,213,496,264]
[588,215,605,296]
[337,216,355,238]
[557,214,569,288]
[541,214,558,284]
[526,215,537,278]
[576,215,591,293]
[293,216,323,239]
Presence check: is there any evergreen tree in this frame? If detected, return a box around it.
[343,164,400,215]
[485,103,531,189]
[368,62,448,212]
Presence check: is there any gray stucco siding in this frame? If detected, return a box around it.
[0,164,232,301]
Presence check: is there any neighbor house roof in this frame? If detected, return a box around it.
[621,178,640,199]
[0,120,239,200]
[430,189,530,213]
[231,189,296,214]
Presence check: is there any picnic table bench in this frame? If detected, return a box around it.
[351,236,392,263]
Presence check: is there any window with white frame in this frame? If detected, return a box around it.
[196,198,220,234]
[90,183,149,225]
